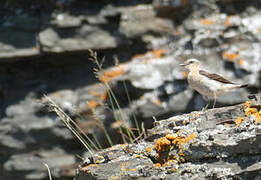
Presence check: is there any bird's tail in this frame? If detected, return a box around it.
[239,84,248,88]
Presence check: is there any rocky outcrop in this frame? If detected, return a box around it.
[1,0,261,180]
[76,98,261,179]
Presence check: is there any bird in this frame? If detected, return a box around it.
[180,59,248,109]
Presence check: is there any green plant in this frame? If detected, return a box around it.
[44,50,144,154]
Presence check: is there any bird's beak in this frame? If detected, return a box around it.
[179,63,185,67]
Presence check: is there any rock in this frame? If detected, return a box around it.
[76,100,261,179]
[4,147,76,180]
[39,26,118,53]
[0,12,41,59]
[1,1,261,180]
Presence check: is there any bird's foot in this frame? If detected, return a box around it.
[201,103,209,112]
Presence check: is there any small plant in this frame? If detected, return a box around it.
[43,95,96,154]
[88,49,142,144]
[44,50,144,155]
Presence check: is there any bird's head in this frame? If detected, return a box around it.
[180,59,200,71]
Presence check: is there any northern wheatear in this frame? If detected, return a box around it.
[180,59,248,109]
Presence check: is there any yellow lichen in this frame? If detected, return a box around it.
[135,155,141,158]
[97,155,103,159]
[108,176,120,180]
[95,160,101,164]
[121,163,127,172]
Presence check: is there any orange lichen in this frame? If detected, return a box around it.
[244,106,257,116]
[235,117,244,127]
[200,18,213,26]
[152,49,166,59]
[154,132,196,165]
[132,49,166,60]
[182,71,187,78]
[224,17,230,27]
[235,101,261,126]
[153,99,161,105]
[146,147,152,153]
[154,163,162,168]
[89,90,107,101]
[172,132,196,149]
[129,168,136,171]
[237,59,244,66]
[154,137,171,153]
[99,66,125,83]
[222,51,238,61]
[81,164,99,171]
[194,113,199,118]
[86,100,98,109]
[165,134,176,141]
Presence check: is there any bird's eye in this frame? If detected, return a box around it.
[189,61,193,64]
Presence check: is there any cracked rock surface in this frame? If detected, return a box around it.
[76,99,261,179]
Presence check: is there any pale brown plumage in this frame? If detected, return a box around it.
[180,59,248,108]
[199,70,248,88]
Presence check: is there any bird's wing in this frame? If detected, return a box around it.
[199,70,235,84]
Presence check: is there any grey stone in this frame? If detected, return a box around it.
[76,101,261,179]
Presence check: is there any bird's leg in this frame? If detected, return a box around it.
[213,93,217,109]
[202,97,210,112]
[201,97,209,121]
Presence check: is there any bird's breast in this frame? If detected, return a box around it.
[187,73,214,97]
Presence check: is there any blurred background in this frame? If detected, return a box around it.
[0,0,261,179]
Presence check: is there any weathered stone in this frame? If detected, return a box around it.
[76,101,261,179]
